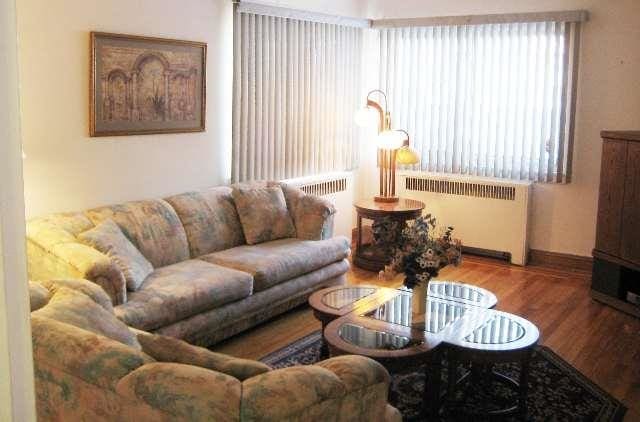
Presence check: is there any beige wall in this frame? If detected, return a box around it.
[18,0,234,218]
[364,0,640,257]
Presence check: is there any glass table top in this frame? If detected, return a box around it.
[428,281,497,308]
[464,314,526,345]
[364,293,468,334]
[321,287,377,309]
[338,323,422,350]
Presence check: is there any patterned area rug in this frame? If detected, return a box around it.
[261,331,626,422]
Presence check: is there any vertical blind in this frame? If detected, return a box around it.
[232,6,364,183]
[380,21,580,183]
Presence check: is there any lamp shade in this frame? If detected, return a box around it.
[396,146,420,165]
[377,130,405,149]
[354,106,380,128]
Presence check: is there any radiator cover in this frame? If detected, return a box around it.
[399,172,532,265]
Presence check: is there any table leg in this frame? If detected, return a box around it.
[425,349,442,420]
[356,215,363,253]
[319,321,330,360]
[519,353,531,418]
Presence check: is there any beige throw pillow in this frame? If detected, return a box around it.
[79,219,153,291]
[232,186,296,245]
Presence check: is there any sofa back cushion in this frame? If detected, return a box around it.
[165,187,245,257]
[86,199,189,268]
[232,185,296,245]
[32,286,141,349]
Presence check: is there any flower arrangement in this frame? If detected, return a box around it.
[376,214,462,289]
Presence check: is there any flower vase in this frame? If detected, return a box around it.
[408,281,429,331]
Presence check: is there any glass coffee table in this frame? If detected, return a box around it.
[308,282,538,419]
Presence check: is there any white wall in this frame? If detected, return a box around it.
[363,0,640,257]
[18,0,234,218]
[0,0,36,419]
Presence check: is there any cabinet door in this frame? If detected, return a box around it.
[621,142,640,264]
[595,139,627,255]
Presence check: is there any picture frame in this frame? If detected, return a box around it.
[90,32,206,137]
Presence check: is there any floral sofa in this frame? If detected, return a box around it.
[26,182,351,346]
[29,279,402,421]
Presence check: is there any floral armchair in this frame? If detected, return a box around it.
[29,279,401,421]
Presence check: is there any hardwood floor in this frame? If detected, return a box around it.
[213,255,640,420]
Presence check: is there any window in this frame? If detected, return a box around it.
[379,19,581,182]
[232,5,364,183]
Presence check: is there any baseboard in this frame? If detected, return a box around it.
[528,249,593,273]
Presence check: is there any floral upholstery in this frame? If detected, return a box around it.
[31,315,151,391]
[115,260,253,331]
[280,183,337,240]
[78,219,154,291]
[37,278,114,312]
[32,286,141,349]
[26,219,127,305]
[232,185,296,244]
[136,331,271,381]
[201,237,351,292]
[116,363,242,421]
[165,187,246,257]
[31,280,400,421]
[29,282,51,311]
[154,261,349,345]
[26,182,349,342]
[86,199,190,268]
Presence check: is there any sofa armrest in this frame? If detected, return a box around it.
[31,315,151,391]
[116,362,241,421]
[136,331,271,381]
[27,220,126,305]
[241,365,346,421]
[313,355,390,393]
[279,183,337,240]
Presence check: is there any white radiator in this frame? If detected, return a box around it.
[398,172,532,265]
[282,172,355,239]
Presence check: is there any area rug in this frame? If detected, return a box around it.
[260,331,626,422]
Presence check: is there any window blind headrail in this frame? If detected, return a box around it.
[236,1,371,28]
[372,10,588,29]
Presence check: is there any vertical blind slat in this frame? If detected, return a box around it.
[233,9,362,183]
[379,21,573,182]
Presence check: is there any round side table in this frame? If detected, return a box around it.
[353,198,425,271]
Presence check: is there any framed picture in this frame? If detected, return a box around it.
[90,32,206,137]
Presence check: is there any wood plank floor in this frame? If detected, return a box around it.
[213,255,640,420]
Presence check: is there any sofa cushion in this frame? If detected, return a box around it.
[232,185,296,245]
[136,332,271,381]
[200,236,350,292]
[115,260,253,331]
[165,187,245,257]
[85,199,189,268]
[32,286,141,349]
[78,219,154,291]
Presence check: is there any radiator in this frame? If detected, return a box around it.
[398,172,532,265]
[281,172,354,239]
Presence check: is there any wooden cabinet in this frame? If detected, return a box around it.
[592,131,640,318]
[621,142,640,263]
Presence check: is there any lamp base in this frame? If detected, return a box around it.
[374,195,400,203]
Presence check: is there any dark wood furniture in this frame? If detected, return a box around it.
[353,198,425,271]
[309,282,538,419]
[592,131,640,318]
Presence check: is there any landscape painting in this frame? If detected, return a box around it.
[90,32,206,136]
